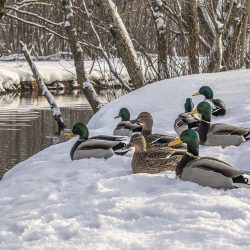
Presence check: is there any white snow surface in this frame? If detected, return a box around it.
[1,70,250,249]
[0,59,130,90]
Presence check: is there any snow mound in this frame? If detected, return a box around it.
[1,69,250,249]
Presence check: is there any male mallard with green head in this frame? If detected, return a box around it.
[134,112,185,149]
[192,86,227,116]
[127,134,185,174]
[169,129,250,189]
[190,102,250,147]
[66,123,129,160]
[113,108,142,136]
[174,98,200,136]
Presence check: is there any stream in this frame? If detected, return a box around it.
[0,91,94,178]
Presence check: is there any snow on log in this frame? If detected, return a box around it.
[20,41,65,131]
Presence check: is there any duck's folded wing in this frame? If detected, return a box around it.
[212,99,226,109]
[91,135,127,141]
[114,121,130,130]
[179,113,199,124]
[151,135,177,145]
[186,157,243,178]
[142,150,182,168]
[77,138,121,150]
[210,123,249,136]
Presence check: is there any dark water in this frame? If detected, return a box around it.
[0,91,93,178]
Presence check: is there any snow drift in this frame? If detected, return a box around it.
[1,69,250,249]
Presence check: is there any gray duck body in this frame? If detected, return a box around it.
[177,153,248,189]
[174,112,199,136]
[197,121,249,147]
[113,120,142,136]
[70,135,127,160]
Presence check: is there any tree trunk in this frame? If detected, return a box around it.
[150,0,170,79]
[0,0,6,19]
[247,0,250,68]
[214,33,223,72]
[186,0,200,74]
[96,0,145,89]
[62,0,103,113]
[240,14,248,68]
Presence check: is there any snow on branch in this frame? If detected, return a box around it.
[83,81,103,109]
[20,41,65,131]
[13,0,51,8]
[197,0,216,35]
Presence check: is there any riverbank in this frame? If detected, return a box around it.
[0,60,129,94]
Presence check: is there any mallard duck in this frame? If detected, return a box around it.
[189,102,250,147]
[127,134,185,174]
[134,112,185,149]
[192,86,227,116]
[113,108,142,136]
[174,98,200,136]
[168,129,250,189]
[66,123,129,160]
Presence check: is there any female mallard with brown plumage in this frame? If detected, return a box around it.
[127,134,185,174]
[134,112,185,149]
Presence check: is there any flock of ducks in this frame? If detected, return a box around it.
[66,85,250,189]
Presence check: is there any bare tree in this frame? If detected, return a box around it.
[149,0,170,79]
[186,0,200,74]
[62,0,103,113]
[247,0,250,68]
[96,0,145,89]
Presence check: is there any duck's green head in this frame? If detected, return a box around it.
[193,86,213,99]
[197,101,212,121]
[168,129,199,156]
[115,108,130,121]
[72,123,89,139]
[65,122,89,140]
[184,98,194,112]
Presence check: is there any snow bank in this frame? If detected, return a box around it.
[1,69,250,249]
[0,59,130,92]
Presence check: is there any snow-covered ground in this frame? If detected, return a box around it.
[1,69,250,249]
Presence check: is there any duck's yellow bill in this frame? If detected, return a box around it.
[168,137,183,147]
[65,131,75,140]
[186,108,199,116]
[193,113,201,120]
[192,91,201,96]
[114,115,120,119]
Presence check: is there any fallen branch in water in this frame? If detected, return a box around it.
[20,41,65,131]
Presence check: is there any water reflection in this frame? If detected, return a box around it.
[0,91,93,178]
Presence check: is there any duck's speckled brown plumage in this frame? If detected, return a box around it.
[135,112,186,150]
[128,134,185,174]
